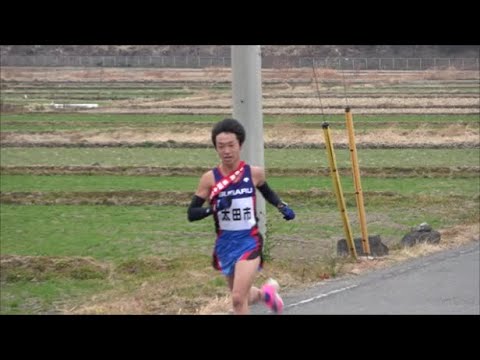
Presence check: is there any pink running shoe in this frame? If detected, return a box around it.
[261,278,284,314]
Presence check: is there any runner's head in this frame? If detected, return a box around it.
[211,118,245,149]
[211,118,245,166]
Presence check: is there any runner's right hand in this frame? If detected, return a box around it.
[216,196,232,211]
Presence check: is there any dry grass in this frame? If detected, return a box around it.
[71,221,478,315]
[0,255,110,282]
[66,275,229,315]
[2,67,478,83]
[339,222,479,276]
[2,66,478,314]
[8,67,475,116]
[83,107,478,115]
[1,165,478,178]
[0,190,191,206]
[423,67,475,80]
[196,295,232,315]
[2,123,478,148]
[7,222,476,315]
[71,94,478,111]
[70,295,224,315]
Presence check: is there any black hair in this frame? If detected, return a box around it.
[211,118,246,148]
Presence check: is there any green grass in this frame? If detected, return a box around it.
[4,122,478,132]
[1,113,477,131]
[1,196,477,264]
[1,175,479,197]
[0,113,216,123]
[0,175,200,192]
[1,89,196,102]
[1,278,113,314]
[274,194,479,247]
[2,196,477,260]
[0,204,213,260]
[2,148,479,168]
[2,89,195,96]
[1,113,478,124]
[269,176,480,197]
[1,190,478,314]
[1,76,479,313]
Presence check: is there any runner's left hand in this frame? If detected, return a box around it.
[279,203,295,220]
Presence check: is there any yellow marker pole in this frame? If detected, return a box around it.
[345,107,371,255]
[322,122,357,260]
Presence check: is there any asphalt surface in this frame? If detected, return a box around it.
[252,241,480,315]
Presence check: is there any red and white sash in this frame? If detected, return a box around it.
[209,161,245,201]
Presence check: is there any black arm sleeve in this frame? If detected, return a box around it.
[187,195,213,222]
[257,182,281,207]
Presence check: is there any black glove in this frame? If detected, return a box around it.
[216,196,232,211]
[278,202,295,220]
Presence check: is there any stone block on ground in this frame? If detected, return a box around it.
[337,235,389,257]
[401,223,441,247]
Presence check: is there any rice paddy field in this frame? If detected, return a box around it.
[0,66,479,314]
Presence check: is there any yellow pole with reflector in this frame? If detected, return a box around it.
[322,122,357,260]
[345,107,371,256]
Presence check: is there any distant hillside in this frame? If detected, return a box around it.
[1,45,478,58]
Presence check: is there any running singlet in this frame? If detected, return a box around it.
[211,164,257,232]
[211,164,262,275]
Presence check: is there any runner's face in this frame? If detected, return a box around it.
[215,132,241,166]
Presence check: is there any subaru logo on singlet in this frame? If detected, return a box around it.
[219,188,254,197]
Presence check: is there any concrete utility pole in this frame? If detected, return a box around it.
[231,45,266,236]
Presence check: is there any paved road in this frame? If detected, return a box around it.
[252,241,479,315]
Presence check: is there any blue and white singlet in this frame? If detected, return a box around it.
[210,164,263,276]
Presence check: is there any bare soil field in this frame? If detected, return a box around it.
[1,66,479,150]
[2,67,479,116]
[2,66,478,82]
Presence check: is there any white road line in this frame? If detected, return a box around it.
[284,285,358,309]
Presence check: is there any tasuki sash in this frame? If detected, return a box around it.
[209,161,245,202]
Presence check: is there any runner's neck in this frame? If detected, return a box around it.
[220,161,242,175]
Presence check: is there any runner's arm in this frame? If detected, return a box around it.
[187,171,214,222]
[257,181,282,207]
[253,166,295,220]
[253,166,282,207]
[187,195,213,221]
